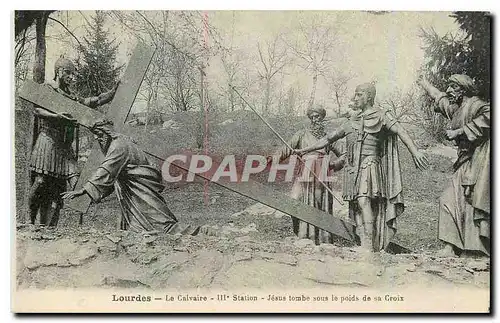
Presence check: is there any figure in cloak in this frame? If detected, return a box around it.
[417,74,490,257]
[268,106,345,244]
[28,56,119,227]
[293,83,429,252]
[61,119,209,236]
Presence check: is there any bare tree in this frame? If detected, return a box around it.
[218,11,249,113]
[380,85,450,143]
[322,68,354,117]
[220,49,241,112]
[380,87,417,122]
[109,11,216,117]
[284,17,339,110]
[14,26,36,91]
[256,33,289,115]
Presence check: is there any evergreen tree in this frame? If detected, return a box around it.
[420,11,491,100]
[417,11,490,142]
[75,11,122,98]
[451,12,491,99]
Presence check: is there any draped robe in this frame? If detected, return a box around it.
[330,108,405,251]
[434,94,490,255]
[83,135,198,234]
[276,128,344,244]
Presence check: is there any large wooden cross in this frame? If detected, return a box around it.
[19,43,155,214]
[19,42,380,247]
[67,43,156,213]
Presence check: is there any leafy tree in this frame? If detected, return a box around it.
[74,11,122,98]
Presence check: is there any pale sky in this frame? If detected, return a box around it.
[39,10,460,113]
[208,11,460,104]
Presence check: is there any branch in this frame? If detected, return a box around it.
[135,10,200,66]
[257,42,269,75]
[15,28,29,66]
[78,11,91,26]
[335,91,342,108]
[48,16,83,49]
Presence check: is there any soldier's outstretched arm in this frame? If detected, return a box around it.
[293,129,346,156]
[389,122,429,170]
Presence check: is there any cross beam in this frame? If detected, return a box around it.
[19,73,413,252]
[19,40,367,245]
[156,159,357,242]
[69,43,155,213]
[18,81,357,243]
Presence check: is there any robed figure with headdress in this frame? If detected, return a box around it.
[270,106,345,244]
[418,74,490,257]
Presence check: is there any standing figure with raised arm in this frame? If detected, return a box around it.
[293,83,429,252]
[417,74,490,258]
[28,56,119,227]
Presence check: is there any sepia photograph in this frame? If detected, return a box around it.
[11,9,491,313]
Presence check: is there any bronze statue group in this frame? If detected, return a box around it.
[27,57,490,259]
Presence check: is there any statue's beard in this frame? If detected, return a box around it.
[448,93,463,105]
[310,122,326,139]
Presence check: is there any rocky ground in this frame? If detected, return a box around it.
[16,209,489,291]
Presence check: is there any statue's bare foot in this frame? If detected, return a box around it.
[435,244,457,258]
[354,234,373,255]
[460,250,489,259]
[198,225,219,237]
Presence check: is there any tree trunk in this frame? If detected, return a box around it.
[33,12,49,84]
[228,84,235,112]
[308,71,318,110]
[263,78,271,115]
[21,11,49,223]
[335,90,341,116]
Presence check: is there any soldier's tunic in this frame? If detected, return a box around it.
[276,126,344,244]
[331,108,405,251]
[434,94,490,255]
[30,113,78,181]
[30,84,100,180]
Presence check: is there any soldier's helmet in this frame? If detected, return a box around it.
[54,56,76,75]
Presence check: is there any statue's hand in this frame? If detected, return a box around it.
[59,112,77,123]
[464,186,472,198]
[292,149,305,157]
[412,150,429,170]
[266,155,274,166]
[329,156,346,171]
[446,129,463,140]
[61,189,85,200]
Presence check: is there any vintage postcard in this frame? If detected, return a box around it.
[12,10,491,313]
